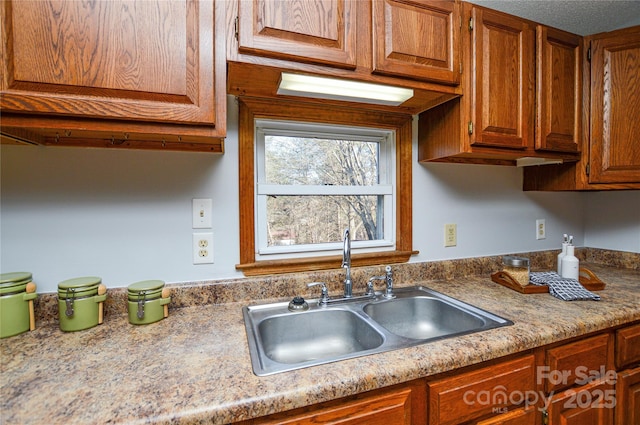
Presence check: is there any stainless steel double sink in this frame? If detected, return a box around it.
[243,286,513,376]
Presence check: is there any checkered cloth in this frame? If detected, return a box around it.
[530,271,601,301]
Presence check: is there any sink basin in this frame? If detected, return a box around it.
[363,296,486,340]
[258,310,384,364]
[243,286,512,375]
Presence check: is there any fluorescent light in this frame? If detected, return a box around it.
[277,73,414,106]
[516,157,564,167]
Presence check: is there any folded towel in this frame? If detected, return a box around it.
[529,271,601,301]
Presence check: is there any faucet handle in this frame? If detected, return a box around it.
[307,282,330,306]
[384,266,395,299]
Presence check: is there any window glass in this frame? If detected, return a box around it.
[255,120,395,257]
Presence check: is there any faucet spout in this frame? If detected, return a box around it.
[341,228,352,298]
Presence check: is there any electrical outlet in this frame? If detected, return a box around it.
[192,198,212,229]
[444,223,457,247]
[193,232,214,264]
[536,219,546,240]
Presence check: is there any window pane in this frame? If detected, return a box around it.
[266,195,381,247]
[265,136,379,186]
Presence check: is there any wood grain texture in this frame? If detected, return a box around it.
[1,0,226,150]
[238,0,357,69]
[589,25,640,184]
[372,0,460,85]
[236,96,414,276]
[428,355,536,425]
[536,25,582,153]
[615,323,640,370]
[546,378,614,425]
[235,379,426,425]
[615,367,640,425]
[545,333,612,393]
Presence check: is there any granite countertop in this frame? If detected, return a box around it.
[1,263,639,424]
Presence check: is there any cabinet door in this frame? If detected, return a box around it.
[428,355,536,425]
[590,26,640,183]
[546,378,614,425]
[468,6,535,150]
[1,0,218,127]
[536,26,582,153]
[616,324,640,370]
[236,0,357,69]
[236,379,426,425]
[372,0,460,85]
[615,367,640,425]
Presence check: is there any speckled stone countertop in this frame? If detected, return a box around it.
[1,253,639,424]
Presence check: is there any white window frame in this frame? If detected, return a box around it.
[254,119,397,261]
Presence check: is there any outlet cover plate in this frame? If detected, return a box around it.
[536,219,546,240]
[444,223,457,247]
[193,232,214,264]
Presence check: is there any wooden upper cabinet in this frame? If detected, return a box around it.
[2,0,217,126]
[372,0,460,85]
[1,0,226,151]
[536,26,582,154]
[469,6,535,150]
[237,0,357,69]
[589,25,640,184]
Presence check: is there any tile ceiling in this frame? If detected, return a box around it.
[468,0,640,36]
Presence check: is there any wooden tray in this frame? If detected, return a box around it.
[491,267,606,294]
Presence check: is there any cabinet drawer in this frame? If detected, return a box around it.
[545,334,612,393]
[428,355,535,425]
[616,324,640,370]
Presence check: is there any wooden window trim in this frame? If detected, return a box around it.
[236,96,416,276]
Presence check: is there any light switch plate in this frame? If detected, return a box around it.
[192,198,212,229]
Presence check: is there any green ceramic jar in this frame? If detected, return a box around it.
[127,280,170,325]
[58,276,107,332]
[0,272,37,338]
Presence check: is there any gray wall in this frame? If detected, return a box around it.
[2,97,638,292]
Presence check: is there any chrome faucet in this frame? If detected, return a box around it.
[367,265,395,299]
[341,228,352,298]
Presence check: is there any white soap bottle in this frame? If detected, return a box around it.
[557,234,569,275]
[561,244,579,280]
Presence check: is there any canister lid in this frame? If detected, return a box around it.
[127,280,165,293]
[502,255,529,267]
[58,276,102,290]
[0,272,32,285]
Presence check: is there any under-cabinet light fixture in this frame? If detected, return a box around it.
[516,157,564,167]
[277,72,414,106]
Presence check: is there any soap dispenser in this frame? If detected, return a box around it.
[557,234,569,274]
[561,237,579,280]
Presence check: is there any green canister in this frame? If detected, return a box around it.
[0,272,37,338]
[58,277,107,332]
[127,280,170,325]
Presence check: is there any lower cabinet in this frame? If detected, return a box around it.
[427,355,536,425]
[234,379,426,425]
[545,378,614,425]
[235,323,639,424]
[615,367,640,425]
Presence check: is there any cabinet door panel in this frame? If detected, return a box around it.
[590,26,640,183]
[536,26,582,153]
[470,7,535,150]
[547,378,614,425]
[615,367,640,425]
[428,355,536,425]
[1,0,217,126]
[616,324,640,370]
[237,0,356,69]
[372,0,460,85]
